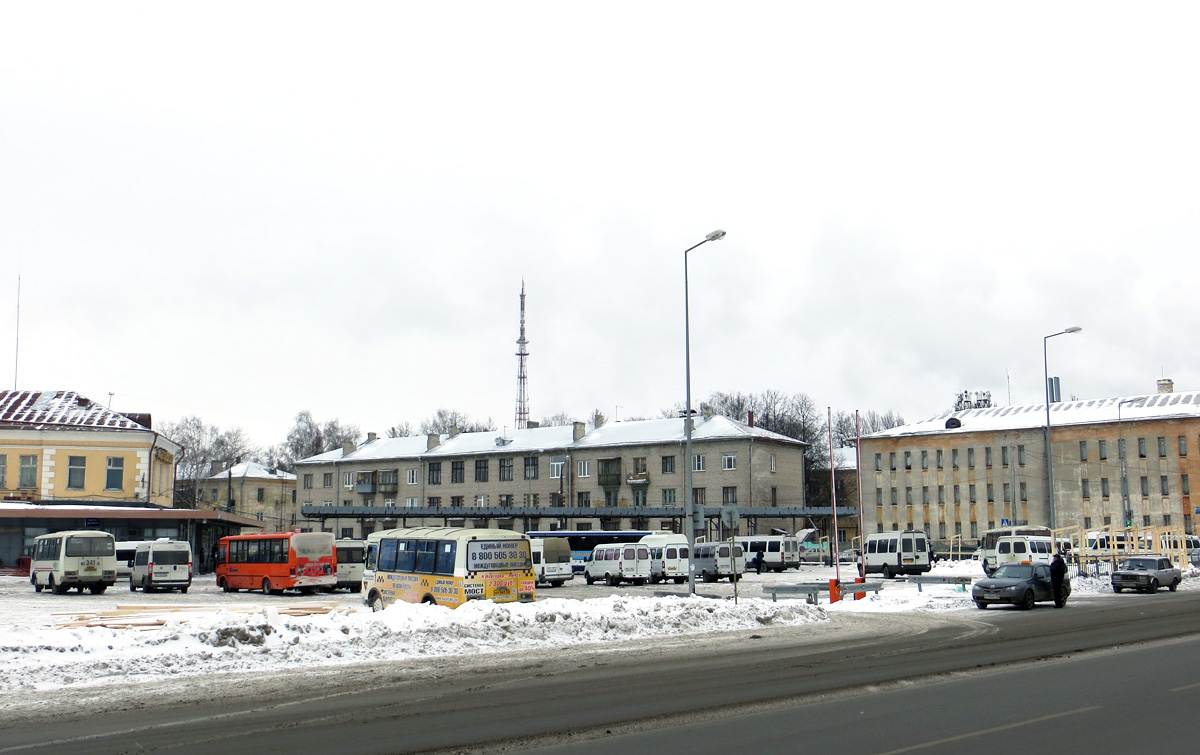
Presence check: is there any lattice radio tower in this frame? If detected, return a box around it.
[514,280,530,430]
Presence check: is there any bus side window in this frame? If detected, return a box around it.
[434,541,456,575]
[365,543,378,570]
[379,539,399,572]
[415,540,437,573]
[889,539,898,554]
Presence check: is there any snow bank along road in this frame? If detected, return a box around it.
[0,562,1196,753]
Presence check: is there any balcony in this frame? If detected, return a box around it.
[598,472,622,488]
[378,482,398,494]
[356,482,377,494]
[626,472,650,486]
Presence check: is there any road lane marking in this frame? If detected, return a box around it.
[875,706,1101,755]
[1170,682,1200,692]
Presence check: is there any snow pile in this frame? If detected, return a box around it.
[0,596,825,694]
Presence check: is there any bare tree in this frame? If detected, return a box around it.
[539,412,576,428]
[276,410,362,470]
[386,421,414,438]
[159,416,261,505]
[419,409,496,434]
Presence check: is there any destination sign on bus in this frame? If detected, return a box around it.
[466,540,530,572]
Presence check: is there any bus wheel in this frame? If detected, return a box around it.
[33,577,43,593]
[143,577,153,593]
[585,574,595,585]
[179,586,188,594]
[370,593,384,612]
[881,565,892,579]
[50,577,68,595]
[262,578,273,595]
[421,595,436,606]
[674,577,685,584]
[218,578,230,593]
[129,578,137,592]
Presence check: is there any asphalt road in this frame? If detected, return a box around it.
[3,590,1199,754]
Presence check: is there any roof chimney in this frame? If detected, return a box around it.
[1158,378,1175,394]
[573,421,586,442]
[702,403,713,420]
[449,425,459,438]
[747,410,755,428]
[593,413,606,429]
[342,441,356,456]
[367,431,377,443]
[427,433,441,451]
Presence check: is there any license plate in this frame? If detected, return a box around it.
[84,566,96,572]
[984,592,999,600]
[493,586,510,595]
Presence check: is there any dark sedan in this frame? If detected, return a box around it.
[972,563,1069,610]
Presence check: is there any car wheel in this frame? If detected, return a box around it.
[1170,579,1179,592]
[90,585,107,595]
[1148,578,1159,593]
[606,574,618,587]
[1113,585,1123,593]
[1021,590,1035,610]
[975,600,988,609]
[143,577,152,593]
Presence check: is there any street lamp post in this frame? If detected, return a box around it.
[1117,398,1143,533]
[1043,326,1082,530]
[684,229,726,596]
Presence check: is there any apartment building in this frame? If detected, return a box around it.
[199,461,298,533]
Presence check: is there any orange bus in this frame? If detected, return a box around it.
[215,531,336,595]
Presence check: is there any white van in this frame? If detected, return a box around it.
[129,539,193,593]
[735,535,800,572]
[583,543,651,586]
[530,537,574,587]
[30,530,118,594]
[863,531,931,579]
[115,540,154,581]
[335,539,365,592]
[640,533,690,584]
[993,535,1054,573]
[691,541,746,583]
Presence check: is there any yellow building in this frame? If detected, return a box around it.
[0,390,180,507]
[200,461,298,533]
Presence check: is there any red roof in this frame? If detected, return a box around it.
[0,390,149,431]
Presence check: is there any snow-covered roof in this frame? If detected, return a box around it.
[867,391,1200,440]
[0,390,149,431]
[204,460,296,482]
[295,415,803,466]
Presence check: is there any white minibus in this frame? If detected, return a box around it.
[735,535,801,572]
[583,543,651,586]
[30,530,118,594]
[993,535,1054,572]
[640,533,690,584]
[530,537,574,587]
[979,525,1051,575]
[129,539,193,593]
[335,539,365,592]
[691,541,746,582]
[863,530,931,579]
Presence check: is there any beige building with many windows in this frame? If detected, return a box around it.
[199,461,298,533]
[860,383,1200,547]
[297,413,809,539]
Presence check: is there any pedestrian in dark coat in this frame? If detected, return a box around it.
[1050,553,1068,603]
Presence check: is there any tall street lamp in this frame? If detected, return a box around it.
[1043,326,1082,530]
[684,229,726,596]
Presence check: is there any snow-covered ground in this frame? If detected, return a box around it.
[0,559,1171,703]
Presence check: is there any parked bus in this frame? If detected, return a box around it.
[30,530,118,594]
[530,537,574,587]
[639,532,690,584]
[863,530,931,578]
[583,542,652,586]
[734,535,801,572]
[691,541,746,582]
[979,525,1051,575]
[215,531,336,595]
[335,539,365,592]
[525,530,670,573]
[363,526,535,611]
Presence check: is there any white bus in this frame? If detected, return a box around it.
[734,535,801,572]
[30,530,118,594]
[583,542,651,586]
[335,539,366,592]
[979,525,1051,575]
[363,527,535,610]
[691,541,746,582]
[863,530,931,578]
[530,537,574,587]
[639,533,690,584]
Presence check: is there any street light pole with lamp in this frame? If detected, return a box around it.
[683,229,726,596]
[1043,326,1082,530]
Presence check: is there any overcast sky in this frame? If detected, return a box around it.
[2,2,1197,449]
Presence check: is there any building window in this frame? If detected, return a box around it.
[692,455,706,473]
[428,496,441,507]
[550,456,564,479]
[1004,482,1012,502]
[1099,440,1107,460]
[987,483,994,503]
[922,486,930,505]
[875,453,882,472]
[938,485,945,505]
[1101,477,1110,498]
[475,460,488,482]
[722,453,736,471]
[1140,476,1149,497]
[969,484,977,504]
[67,456,86,490]
[662,455,676,474]
[692,488,706,506]
[473,494,487,507]
[577,491,591,507]
[256,487,265,502]
[936,450,944,469]
[1018,445,1026,465]
[1158,436,1167,458]
[19,455,38,488]
[921,450,929,470]
[985,447,993,468]
[428,462,442,485]
[303,474,313,489]
[770,454,777,473]
[952,449,959,469]
[875,488,883,505]
[904,451,912,471]
[1161,475,1169,496]
[1079,441,1088,462]
[954,522,962,537]
[578,460,590,478]
[889,452,897,471]
[524,457,539,480]
[1163,514,1172,526]
[1183,474,1190,496]
[954,485,961,504]
[633,457,647,474]
[967,448,975,468]
[890,488,898,505]
[524,493,539,508]
[323,473,333,488]
[450,461,464,484]
[970,522,979,539]
[905,486,913,505]
[1180,436,1188,457]
[938,522,947,539]
[407,469,418,485]
[1138,437,1147,458]
[1143,515,1151,527]
[499,494,514,508]
[1081,479,1090,499]
[662,489,677,506]
[722,486,737,505]
[1084,516,1092,530]
[105,457,124,490]
[1020,482,1027,502]
[499,458,514,482]
[1001,446,1010,466]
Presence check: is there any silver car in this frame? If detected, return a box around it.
[1111,556,1182,593]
